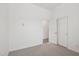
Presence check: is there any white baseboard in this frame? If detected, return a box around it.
[9,43,42,52]
[68,47,79,54]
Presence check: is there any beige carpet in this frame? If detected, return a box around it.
[8,43,79,56]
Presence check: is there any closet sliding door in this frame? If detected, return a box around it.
[57,16,68,48]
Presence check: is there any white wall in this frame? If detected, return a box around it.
[0,4,9,56]
[49,18,57,44]
[49,4,79,53]
[9,4,51,51]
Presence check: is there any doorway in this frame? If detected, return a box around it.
[42,20,49,43]
[57,16,68,48]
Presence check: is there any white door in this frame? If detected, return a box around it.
[57,16,68,47]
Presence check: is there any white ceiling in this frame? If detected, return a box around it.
[33,3,62,11]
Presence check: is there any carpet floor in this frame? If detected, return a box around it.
[8,43,79,56]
